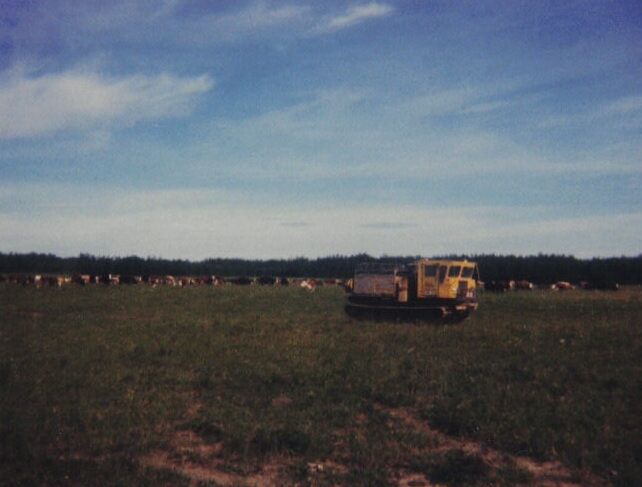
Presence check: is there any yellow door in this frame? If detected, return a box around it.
[437,264,452,299]
[425,262,462,299]
[418,261,439,298]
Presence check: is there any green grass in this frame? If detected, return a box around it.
[1,283,641,486]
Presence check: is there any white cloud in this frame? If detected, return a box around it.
[244,2,310,29]
[318,3,393,32]
[599,94,642,131]
[0,66,213,140]
[204,86,558,180]
[162,2,310,45]
[151,0,184,20]
[603,95,642,116]
[75,2,390,46]
[205,1,309,40]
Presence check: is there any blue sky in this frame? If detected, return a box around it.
[1,1,641,260]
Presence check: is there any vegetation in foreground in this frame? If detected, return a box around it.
[1,284,641,486]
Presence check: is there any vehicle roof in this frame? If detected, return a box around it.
[414,258,477,266]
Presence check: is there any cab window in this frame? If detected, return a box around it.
[424,265,438,277]
[448,266,461,277]
[461,266,474,278]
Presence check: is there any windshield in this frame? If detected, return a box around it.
[461,266,475,278]
[448,266,462,277]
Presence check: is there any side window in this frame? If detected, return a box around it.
[424,265,438,277]
[448,266,461,277]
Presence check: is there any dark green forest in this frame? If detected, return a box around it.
[1,252,641,285]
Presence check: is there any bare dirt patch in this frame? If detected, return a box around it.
[140,403,610,487]
[141,447,281,487]
[387,407,609,487]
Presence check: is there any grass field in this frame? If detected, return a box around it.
[1,283,641,486]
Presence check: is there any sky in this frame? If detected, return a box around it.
[1,0,641,260]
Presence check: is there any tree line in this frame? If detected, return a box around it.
[0,252,641,285]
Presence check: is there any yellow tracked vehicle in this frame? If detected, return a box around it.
[345,258,480,321]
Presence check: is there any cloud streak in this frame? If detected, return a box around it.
[321,2,393,32]
[0,66,213,139]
